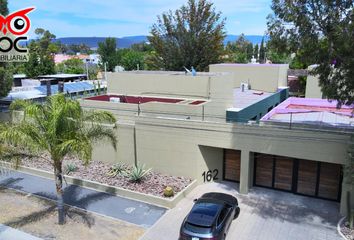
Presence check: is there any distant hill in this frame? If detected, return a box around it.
[224,35,269,45]
[55,36,148,49]
[54,35,268,49]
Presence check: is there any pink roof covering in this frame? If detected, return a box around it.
[262,97,354,121]
[54,54,89,64]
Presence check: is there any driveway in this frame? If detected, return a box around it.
[141,181,342,240]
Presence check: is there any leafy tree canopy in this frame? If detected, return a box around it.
[0,0,12,98]
[0,67,12,98]
[267,0,354,106]
[225,34,253,63]
[24,28,57,78]
[56,58,85,74]
[0,94,117,224]
[0,0,8,16]
[120,50,145,71]
[97,38,118,72]
[149,0,226,71]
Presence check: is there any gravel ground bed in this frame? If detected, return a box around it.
[341,219,354,240]
[19,155,193,198]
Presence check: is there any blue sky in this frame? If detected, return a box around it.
[9,0,272,38]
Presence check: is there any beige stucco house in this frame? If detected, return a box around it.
[78,65,352,215]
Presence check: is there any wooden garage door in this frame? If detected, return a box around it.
[255,154,273,187]
[296,160,318,196]
[318,163,341,200]
[254,154,342,201]
[224,149,240,182]
[274,157,293,191]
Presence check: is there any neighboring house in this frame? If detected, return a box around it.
[38,74,87,86]
[54,53,100,64]
[13,74,27,87]
[305,65,323,98]
[89,54,101,64]
[209,63,289,93]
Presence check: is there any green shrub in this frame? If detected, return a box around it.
[163,186,174,197]
[129,163,151,182]
[65,163,77,175]
[107,162,126,177]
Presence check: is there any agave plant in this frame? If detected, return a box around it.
[107,162,126,177]
[65,163,78,175]
[129,163,152,182]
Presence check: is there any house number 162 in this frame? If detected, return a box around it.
[202,169,219,182]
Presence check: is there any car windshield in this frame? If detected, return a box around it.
[186,202,222,227]
[185,222,212,234]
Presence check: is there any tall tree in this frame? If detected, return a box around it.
[0,94,117,224]
[268,0,354,106]
[0,0,9,16]
[24,28,57,78]
[225,34,251,63]
[97,38,117,72]
[0,0,13,98]
[0,68,12,98]
[253,44,259,61]
[246,43,254,61]
[259,38,266,63]
[149,0,226,71]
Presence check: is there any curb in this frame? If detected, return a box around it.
[0,162,198,209]
[337,217,349,240]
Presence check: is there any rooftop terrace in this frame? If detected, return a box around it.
[228,88,273,112]
[85,94,206,105]
[261,97,354,128]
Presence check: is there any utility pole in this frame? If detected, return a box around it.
[85,60,89,80]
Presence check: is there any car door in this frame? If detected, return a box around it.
[217,207,231,237]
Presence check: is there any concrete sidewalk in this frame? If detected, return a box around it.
[0,171,166,228]
[0,224,42,240]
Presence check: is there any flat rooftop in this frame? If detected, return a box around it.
[113,70,229,76]
[38,74,87,79]
[209,63,289,67]
[85,94,207,105]
[1,81,95,101]
[261,97,354,128]
[13,74,26,79]
[228,88,273,112]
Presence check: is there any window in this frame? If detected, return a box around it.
[217,207,229,226]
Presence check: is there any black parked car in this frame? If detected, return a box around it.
[179,192,240,240]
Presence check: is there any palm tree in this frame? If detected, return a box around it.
[0,94,117,224]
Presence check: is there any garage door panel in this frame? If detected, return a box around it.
[274,157,293,191]
[296,160,318,196]
[252,151,342,201]
[318,163,341,200]
[224,150,240,182]
[255,154,273,187]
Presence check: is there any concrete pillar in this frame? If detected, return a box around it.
[240,150,251,194]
